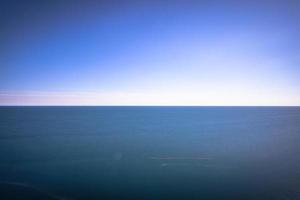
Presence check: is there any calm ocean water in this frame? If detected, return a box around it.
[0,106,299,200]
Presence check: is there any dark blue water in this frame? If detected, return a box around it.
[0,106,299,200]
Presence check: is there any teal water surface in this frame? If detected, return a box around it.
[0,106,300,200]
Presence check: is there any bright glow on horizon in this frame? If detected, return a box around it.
[1,90,299,106]
[1,1,300,105]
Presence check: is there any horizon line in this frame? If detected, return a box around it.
[0,105,300,107]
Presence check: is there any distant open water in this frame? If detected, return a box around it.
[0,106,300,200]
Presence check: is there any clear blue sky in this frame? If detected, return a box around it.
[1,0,299,105]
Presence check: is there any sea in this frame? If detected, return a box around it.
[0,106,299,200]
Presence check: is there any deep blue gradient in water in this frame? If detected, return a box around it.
[0,106,299,200]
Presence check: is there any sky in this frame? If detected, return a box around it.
[0,0,300,105]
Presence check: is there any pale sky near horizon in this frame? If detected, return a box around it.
[1,0,300,105]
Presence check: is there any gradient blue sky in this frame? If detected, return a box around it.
[1,0,300,105]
